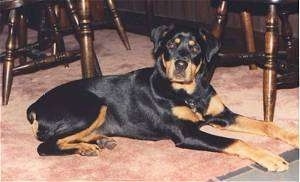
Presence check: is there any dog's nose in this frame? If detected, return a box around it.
[175,60,188,72]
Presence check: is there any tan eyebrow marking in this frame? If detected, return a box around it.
[189,40,196,46]
[174,38,181,44]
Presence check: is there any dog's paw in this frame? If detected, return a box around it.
[287,132,299,148]
[76,143,101,156]
[254,149,289,172]
[96,137,117,150]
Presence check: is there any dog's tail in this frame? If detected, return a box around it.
[27,104,37,124]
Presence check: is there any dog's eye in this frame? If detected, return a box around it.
[191,45,200,53]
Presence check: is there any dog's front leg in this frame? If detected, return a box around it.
[207,112,299,148]
[171,124,288,172]
[202,93,299,148]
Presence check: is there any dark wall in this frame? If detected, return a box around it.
[113,0,299,37]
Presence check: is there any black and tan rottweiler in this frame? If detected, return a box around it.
[27,25,298,172]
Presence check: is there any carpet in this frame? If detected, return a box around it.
[1,28,299,181]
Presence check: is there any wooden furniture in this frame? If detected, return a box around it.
[0,0,82,105]
[211,0,298,121]
[0,0,131,105]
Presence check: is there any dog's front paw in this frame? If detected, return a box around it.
[76,143,101,156]
[254,149,289,172]
[287,132,299,148]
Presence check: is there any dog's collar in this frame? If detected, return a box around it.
[184,86,214,114]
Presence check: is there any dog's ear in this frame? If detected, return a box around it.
[198,28,220,63]
[151,25,174,57]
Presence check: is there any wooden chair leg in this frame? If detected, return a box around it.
[208,0,228,84]
[106,0,131,50]
[263,5,279,122]
[279,11,295,64]
[211,0,228,39]
[51,4,62,55]
[145,0,154,36]
[45,4,65,54]
[64,0,102,76]
[77,0,99,78]
[240,10,257,70]
[17,12,27,65]
[37,8,49,49]
[2,10,18,105]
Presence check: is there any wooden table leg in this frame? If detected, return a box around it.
[263,4,279,122]
[77,0,99,78]
[211,0,228,39]
[17,12,27,65]
[106,0,131,50]
[240,10,257,70]
[2,10,18,105]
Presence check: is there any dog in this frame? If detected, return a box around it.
[27,25,298,172]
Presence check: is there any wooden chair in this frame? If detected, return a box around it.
[211,0,298,121]
[1,0,130,105]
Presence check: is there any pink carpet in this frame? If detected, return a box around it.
[1,28,298,181]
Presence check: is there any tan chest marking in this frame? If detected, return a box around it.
[205,95,225,116]
[172,106,203,123]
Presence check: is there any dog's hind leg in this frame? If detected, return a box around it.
[203,95,298,147]
[55,106,108,156]
[38,106,108,156]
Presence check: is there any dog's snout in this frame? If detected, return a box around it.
[175,60,188,72]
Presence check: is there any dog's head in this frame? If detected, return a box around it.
[151,25,220,84]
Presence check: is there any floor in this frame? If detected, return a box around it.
[219,149,299,181]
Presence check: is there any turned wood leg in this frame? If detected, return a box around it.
[64,0,80,39]
[64,0,102,76]
[17,12,27,65]
[2,10,18,105]
[279,11,295,64]
[207,0,228,84]
[37,8,49,49]
[106,0,131,50]
[211,0,228,39]
[52,4,61,55]
[240,10,257,70]
[77,0,99,78]
[264,5,279,122]
[145,0,154,36]
[45,4,65,54]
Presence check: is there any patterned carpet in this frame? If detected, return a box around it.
[1,28,298,181]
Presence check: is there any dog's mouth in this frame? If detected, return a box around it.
[169,70,193,84]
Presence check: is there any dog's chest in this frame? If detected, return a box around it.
[170,86,214,123]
